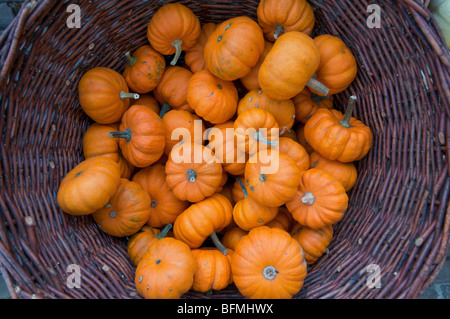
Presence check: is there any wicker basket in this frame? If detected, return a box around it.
[0,0,449,299]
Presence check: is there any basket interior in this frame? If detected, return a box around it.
[0,0,449,299]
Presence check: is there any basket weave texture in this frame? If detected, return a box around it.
[0,0,449,299]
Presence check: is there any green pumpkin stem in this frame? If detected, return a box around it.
[159,102,172,118]
[236,177,248,198]
[339,95,357,128]
[306,77,329,96]
[125,51,137,66]
[156,224,173,240]
[274,24,284,40]
[253,130,277,146]
[120,91,140,100]
[108,128,132,142]
[170,39,183,66]
[209,231,228,255]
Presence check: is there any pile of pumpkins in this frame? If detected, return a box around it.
[56,0,373,299]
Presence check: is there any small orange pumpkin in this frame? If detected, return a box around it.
[237,89,296,133]
[278,137,310,173]
[78,67,139,124]
[231,226,307,299]
[296,124,314,154]
[234,108,279,156]
[165,143,223,202]
[191,248,234,293]
[185,22,218,73]
[292,87,333,124]
[258,31,325,100]
[127,224,172,266]
[233,177,279,231]
[245,150,301,207]
[304,96,373,162]
[82,123,120,163]
[187,69,238,124]
[57,157,121,216]
[257,0,315,41]
[285,168,348,229]
[173,193,233,251]
[204,16,265,81]
[147,3,201,66]
[221,226,248,251]
[123,45,166,94]
[135,236,197,299]
[205,121,248,176]
[153,66,194,113]
[132,94,161,114]
[310,151,358,192]
[132,165,189,228]
[91,178,151,237]
[108,105,166,168]
[310,34,357,96]
[265,206,295,231]
[291,223,333,265]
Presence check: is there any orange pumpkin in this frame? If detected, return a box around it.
[291,223,333,265]
[285,168,348,229]
[185,22,218,73]
[292,87,333,124]
[161,109,205,156]
[265,206,295,231]
[108,105,166,168]
[258,31,325,100]
[82,123,120,163]
[231,226,307,299]
[278,137,310,173]
[204,16,265,81]
[205,121,247,176]
[240,40,273,91]
[245,150,301,207]
[132,94,161,114]
[127,225,163,266]
[257,0,315,41]
[237,89,296,133]
[218,182,235,206]
[310,34,357,96]
[117,156,135,179]
[123,45,166,94]
[234,108,279,156]
[91,178,152,237]
[78,67,139,124]
[57,157,121,216]
[187,69,238,124]
[173,193,233,251]
[191,248,234,293]
[135,236,197,299]
[132,164,189,228]
[233,177,279,231]
[153,66,194,113]
[280,128,299,142]
[310,151,358,192]
[147,3,201,66]
[165,143,223,202]
[221,226,248,251]
[304,96,373,162]
[231,175,246,204]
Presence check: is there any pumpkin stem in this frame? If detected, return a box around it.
[159,102,172,118]
[156,224,173,240]
[310,93,331,103]
[125,51,137,66]
[120,91,140,100]
[108,128,132,143]
[209,231,228,255]
[236,177,248,198]
[170,39,182,66]
[263,266,278,280]
[339,95,357,128]
[301,192,315,205]
[306,77,329,96]
[186,169,197,183]
[253,130,277,146]
[274,24,284,40]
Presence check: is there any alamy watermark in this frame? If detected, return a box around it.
[66,264,81,289]
[366,264,382,289]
